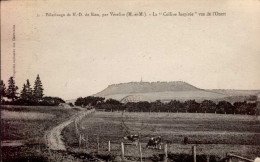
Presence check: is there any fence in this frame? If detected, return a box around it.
[73,133,257,162]
[73,134,220,162]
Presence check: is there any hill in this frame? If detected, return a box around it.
[91,81,260,103]
[93,81,222,103]
[65,82,260,104]
[95,81,200,96]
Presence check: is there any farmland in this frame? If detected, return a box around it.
[63,111,260,161]
[2,105,260,162]
[99,90,227,103]
[1,105,81,161]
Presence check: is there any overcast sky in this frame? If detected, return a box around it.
[1,0,260,100]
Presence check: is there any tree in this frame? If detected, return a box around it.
[97,98,123,111]
[184,100,200,113]
[150,100,163,112]
[1,80,7,103]
[41,96,65,106]
[233,101,247,114]
[105,98,122,105]
[246,102,257,115]
[136,101,151,112]
[33,74,44,102]
[6,77,19,101]
[20,84,27,101]
[1,80,7,98]
[75,96,105,107]
[233,101,256,115]
[75,97,84,106]
[25,79,33,101]
[167,100,184,112]
[216,101,233,114]
[200,100,216,113]
[20,79,33,104]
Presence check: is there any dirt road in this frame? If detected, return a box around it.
[45,109,95,151]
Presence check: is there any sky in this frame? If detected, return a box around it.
[1,0,260,100]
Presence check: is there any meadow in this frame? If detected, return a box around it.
[2,106,260,162]
[1,105,81,161]
[100,90,227,102]
[63,111,260,161]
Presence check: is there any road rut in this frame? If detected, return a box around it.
[45,109,95,151]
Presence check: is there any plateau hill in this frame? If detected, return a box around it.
[94,81,229,103]
[95,81,200,96]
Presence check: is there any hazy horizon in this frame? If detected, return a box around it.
[1,0,260,100]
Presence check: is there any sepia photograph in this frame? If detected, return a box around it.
[1,0,260,161]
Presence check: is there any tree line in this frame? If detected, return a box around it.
[1,75,65,106]
[75,96,257,115]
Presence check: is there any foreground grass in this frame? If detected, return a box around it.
[1,105,81,161]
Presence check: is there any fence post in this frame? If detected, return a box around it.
[139,143,143,162]
[226,153,232,162]
[121,142,125,160]
[97,135,99,153]
[86,135,89,151]
[108,141,111,152]
[206,155,210,162]
[75,119,78,135]
[79,134,82,148]
[48,147,52,162]
[164,144,168,162]
[192,146,196,162]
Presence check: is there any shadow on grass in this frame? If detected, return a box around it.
[150,153,221,162]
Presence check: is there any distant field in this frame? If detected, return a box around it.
[63,111,260,160]
[101,90,227,102]
[209,89,260,96]
[69,89,260,104]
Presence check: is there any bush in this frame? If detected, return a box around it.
[74,96,257,115]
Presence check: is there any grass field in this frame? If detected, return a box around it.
[99,90,227,102]
[63,111,260,161]
[2,106,260,162]
[1,105,81,161]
